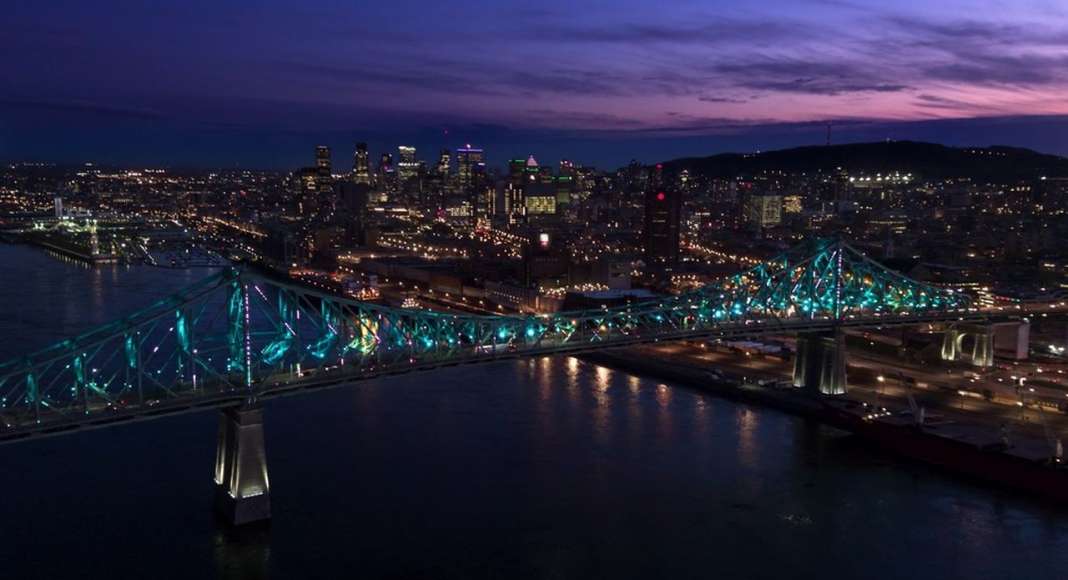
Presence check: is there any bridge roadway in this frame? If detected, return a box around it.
[0,299,997,445]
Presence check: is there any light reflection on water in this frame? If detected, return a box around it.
[2,244,1068,579]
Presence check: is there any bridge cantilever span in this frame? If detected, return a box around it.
[0,237,985,524]
[0,237,976,440]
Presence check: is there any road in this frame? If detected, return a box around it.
[639,336,1068,443]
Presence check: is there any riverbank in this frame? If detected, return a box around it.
[581,348,1068,504]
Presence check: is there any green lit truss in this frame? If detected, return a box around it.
[0,237,973,439]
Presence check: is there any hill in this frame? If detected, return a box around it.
[661,141,1068,181]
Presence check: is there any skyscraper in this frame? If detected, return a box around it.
[378,153,394,185]
[744,193,783,229]
[456,144,485,189]
[643,164,681,272]
[397,145,418,182]
[436,149,451,176]
[315,145,331,177]
[353,143,371,185]
[508,158,527,182]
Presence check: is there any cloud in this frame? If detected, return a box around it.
[697,95,749,104]
[922,54,1068,85]
[743,77,908,95]
[883,17,1068,86]
[531,19,802,46]
[522,108,646,128]
[0,98,166,121]
[277,61,510,97]
[707,60,911,96]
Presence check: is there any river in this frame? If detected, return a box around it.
[0,243,1066,579]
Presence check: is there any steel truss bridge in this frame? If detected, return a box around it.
[0,238,985,444]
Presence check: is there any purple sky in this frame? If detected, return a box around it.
[3,0,1068,168]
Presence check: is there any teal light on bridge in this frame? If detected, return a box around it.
[124,335,137,369]
[176,310,190,354]
[226,279,245,374]
[307,301,340,360]
[261,290,296,366]
[0,237,976,437]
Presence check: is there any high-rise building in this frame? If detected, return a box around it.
[377,153,394,185]
[456,144,485,189]
[397,145,418,182]
[524,183,556,216]
[293,167,321,217]
[643,165,681,271]
[291,146,334,218]
[315,145,331,177]
[508,158,527,182]
[745,193,783,229]
[436,149,451,176]
[353,143,371,184]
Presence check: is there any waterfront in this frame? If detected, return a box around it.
[2,244,1068,579]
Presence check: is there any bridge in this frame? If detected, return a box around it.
[0,237,1002,524]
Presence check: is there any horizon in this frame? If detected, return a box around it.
[5,129,1068,174]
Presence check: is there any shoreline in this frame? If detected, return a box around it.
[580,349,1068,505]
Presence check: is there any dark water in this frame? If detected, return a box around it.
[1,244,1067,579]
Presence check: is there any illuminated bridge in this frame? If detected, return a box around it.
[0,238,995,524]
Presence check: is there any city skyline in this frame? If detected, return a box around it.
[3,1,1068,168]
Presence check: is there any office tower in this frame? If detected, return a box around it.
[315,145,331,177]
[745,193,783,229]
[508,158,527,182]
[353,143,371,184]
[397,145,418,182]
[643,164,681,271]
[293,166,321,217]
[377,153,394,186]
[456,144,485,189]
[436,149,451,176]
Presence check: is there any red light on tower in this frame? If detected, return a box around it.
[656,191,666,201]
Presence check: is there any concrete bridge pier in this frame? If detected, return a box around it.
[214,405,271,526]
[940,324,995,368]
[941,328,961,361]
[792,330,847,395]
[970,330,995,368]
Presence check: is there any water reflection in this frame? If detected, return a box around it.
[591,364,611,445]
[736,407,759,469]
[655,383,673,438]
[214,524,271,578]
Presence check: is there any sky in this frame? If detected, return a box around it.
[2,0,1068,169]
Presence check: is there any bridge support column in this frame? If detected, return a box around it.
[941,327,961,362]
[970,330,995,368]
[792,330,847,396]
[995,321,1030,361]
[214,405,271,526]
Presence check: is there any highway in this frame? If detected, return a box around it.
[638,335,1068,443]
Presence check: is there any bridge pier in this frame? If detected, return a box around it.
[940,324,995,368]
[792,330,847,395]
[214,405,271,526]
[970,330,994,368]
[996,320,1030,361]
[941,328,961,361]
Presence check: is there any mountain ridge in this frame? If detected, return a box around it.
[660,140,1068,181]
